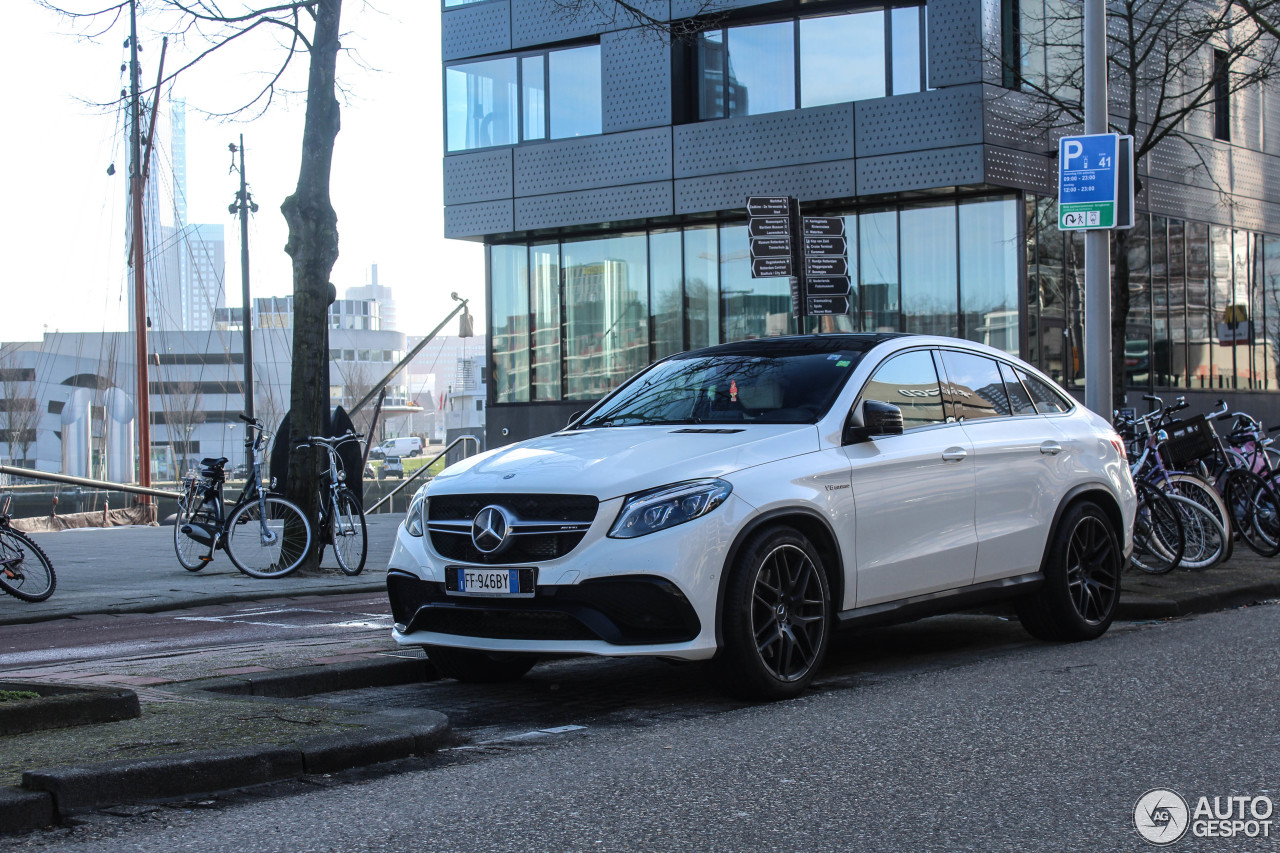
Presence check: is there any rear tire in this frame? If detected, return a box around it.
[424,646,538,683]
[174,489,213,571]
[713,526,832,701]
[331,490,368,576]
[1018,501,1120,642]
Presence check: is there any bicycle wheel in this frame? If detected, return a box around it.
[224,495,312,579]
[1163,493,1228,569]
[1130,482,1184,574]
[331,489,368,576]
[1222,469,1280,557]
[1161,473,1233,564]
[174,487,212,571]
[0,528,56,602]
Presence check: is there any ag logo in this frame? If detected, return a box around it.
[1134,789,1190,845]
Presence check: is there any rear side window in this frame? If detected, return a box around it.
[1017,368,1074,413]
[860,350,946,428]
[998,362,1037,416]
[937,350,1010,420]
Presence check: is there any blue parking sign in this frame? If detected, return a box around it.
[1059,134,1119,229]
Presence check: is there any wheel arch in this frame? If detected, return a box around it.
[1045,484,1125,569]
[713,507,846,649]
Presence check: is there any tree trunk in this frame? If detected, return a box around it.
[1110,227,1132,413]
[282,0,343,571]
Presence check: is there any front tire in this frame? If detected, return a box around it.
[0,529,56,602]
[1018,501,1121,642]
[714,526,832,700]
[425,646,538,683]
[225,496,312,579]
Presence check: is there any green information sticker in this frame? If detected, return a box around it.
[836,360,851,367]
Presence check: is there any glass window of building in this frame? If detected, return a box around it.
[684,226,721,350]
[696,8,924,120]
[650,230,684,362]
[561,234,650,400]
[548,46,602,139]
[901,204,958,337]
[721,225,796,341]
[488,242,529,402]
[445,57,518,151]
[446,45,600,151]
[858,210,900,333]
[959,197,1019,354]
[531,243,561,400]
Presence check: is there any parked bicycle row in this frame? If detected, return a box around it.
[173,414,368,579]
[1117,394,1280,574]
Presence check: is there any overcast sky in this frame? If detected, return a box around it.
[0,1,484,344]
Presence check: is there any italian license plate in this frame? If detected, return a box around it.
[446,567,535,597]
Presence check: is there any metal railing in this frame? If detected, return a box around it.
[0,465,181,500]
[367,435,480,514]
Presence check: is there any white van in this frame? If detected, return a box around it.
[374,436,423,458]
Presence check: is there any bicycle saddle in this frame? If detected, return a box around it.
[200,457,229,467]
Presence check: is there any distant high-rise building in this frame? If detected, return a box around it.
[345,264,397,331]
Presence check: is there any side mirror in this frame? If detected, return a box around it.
[843,400,905,445]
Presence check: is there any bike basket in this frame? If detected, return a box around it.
[1160,415,1218,469]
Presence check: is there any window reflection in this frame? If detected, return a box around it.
[891,7,922,95]
[685,226,720,349]
[490,244,529,403]
[727,22,795,116]
[801,12,884,107]
[859,210,899,333]
[861,350,946,428]
[959,197,1019,354]
[901,205,958,337]
[446,58,518,152]
[938,350,1009,419]
[531,243,561,400]
[562,234,650,400]
[720,225,796,342]
[549,46,601,139]
[651,230,684,361]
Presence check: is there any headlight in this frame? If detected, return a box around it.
[405,489,427,537]
[608,479,732,539]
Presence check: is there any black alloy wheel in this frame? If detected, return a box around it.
[1018,500,1121,642]
[716,526,832,700]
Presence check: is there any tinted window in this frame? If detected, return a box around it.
[861,350,945,428]
[579,350,865,427]
[998,361,1037,416]
[938,350,1010,420]
[1017,368,1074,413]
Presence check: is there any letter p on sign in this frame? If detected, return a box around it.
[1063,140,1083,169]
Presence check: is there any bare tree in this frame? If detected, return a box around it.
[38,0,346,569]
[334,359,378,437]
[0,353,40,469]
[1004,0,1280,404]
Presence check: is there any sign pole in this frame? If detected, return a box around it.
[1083,0,1112,415]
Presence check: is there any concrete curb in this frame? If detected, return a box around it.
[0,581,387,629]
[0,683,140,736]
[188,655,437,698]
[4,710,450,832]
[1117,579,1280,620]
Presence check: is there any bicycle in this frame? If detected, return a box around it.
[296,432,368,576]
[0,495,56,602]
[174,414,313,579]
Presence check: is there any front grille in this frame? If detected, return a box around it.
[428,493,599,564]
[428,494,597,523]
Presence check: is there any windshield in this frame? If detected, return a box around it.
[577,348,866,427]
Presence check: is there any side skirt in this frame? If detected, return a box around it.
[836,572,1044,630]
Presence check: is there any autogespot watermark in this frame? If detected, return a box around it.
[1134,788,1276,845]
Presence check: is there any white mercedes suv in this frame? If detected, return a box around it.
[387,334,1134,699]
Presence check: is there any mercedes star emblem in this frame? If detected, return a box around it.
[471,505,512,554]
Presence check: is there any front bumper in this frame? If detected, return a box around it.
[386,493,757,660]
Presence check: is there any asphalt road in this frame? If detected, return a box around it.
[6,601,1278,852]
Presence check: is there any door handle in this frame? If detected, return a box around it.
[1040,441,1063,456]
[941,447,968,462]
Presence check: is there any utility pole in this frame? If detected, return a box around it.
[229,137,258,421]
[1083,0,1112,415]
[128,0,152,496]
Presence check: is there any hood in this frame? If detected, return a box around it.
[430,424,820,500]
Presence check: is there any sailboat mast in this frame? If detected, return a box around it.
[128,0,152,494]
